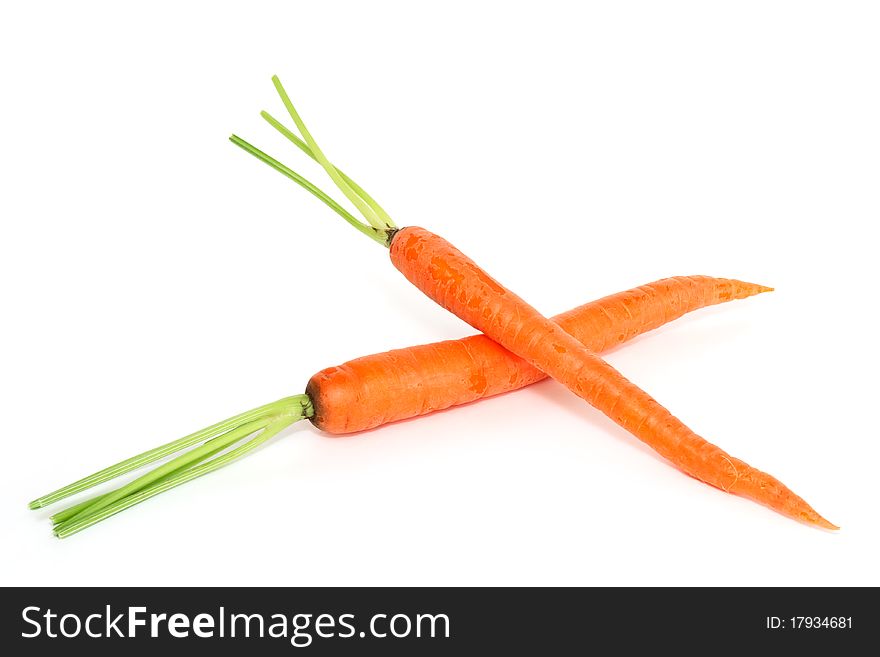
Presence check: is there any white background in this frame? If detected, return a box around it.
[2,1,878,586]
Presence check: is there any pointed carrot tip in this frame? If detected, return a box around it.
[804,511,839,531]
[817,518,840,531]
[738,281,774,297]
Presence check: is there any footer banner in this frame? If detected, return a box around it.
[1,587,869,654]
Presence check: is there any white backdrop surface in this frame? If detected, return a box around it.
[1,1,877,586]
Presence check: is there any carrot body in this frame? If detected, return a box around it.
[389,226,835,529]
[307,275,769,434]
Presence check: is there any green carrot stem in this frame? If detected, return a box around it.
[261,110,394,228]
[230,76,397,247]
[54,417,295,538]
[229,135,391,247]
[50,436,246,525]
[51,419,265,529]
[32,395,312,537]
[29,397,293,510]
[49,438,244,531]
[270,76,389,230]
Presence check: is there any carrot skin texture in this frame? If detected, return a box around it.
[388,226,835,529]
[307,276,770,434]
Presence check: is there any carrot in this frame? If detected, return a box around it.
[30,276,764,536]
[308,275,770,433]
[228,76,835,529]
[391,226,836,529]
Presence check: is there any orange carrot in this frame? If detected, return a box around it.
[308,275,770,433]
[390,226,836,529]
[33,276,763,536]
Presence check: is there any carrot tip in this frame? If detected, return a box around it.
[804,512,839,531]
[758,285,774,293]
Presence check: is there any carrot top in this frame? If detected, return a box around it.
[230,76,398,246]
[30,396,313,538]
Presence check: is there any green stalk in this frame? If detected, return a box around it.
[29,398,292,510]
[32,395,312,537]
[50,429,254,526]
[261,110,394,228]
[230,135,391,247]
[271,76,389,230]
[53,417,267,530]
[230,75,398,247]
[55,417,295,538]
[49,438,242,531]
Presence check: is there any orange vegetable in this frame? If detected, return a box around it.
[33,276,770,537]
[390,226,836,529]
